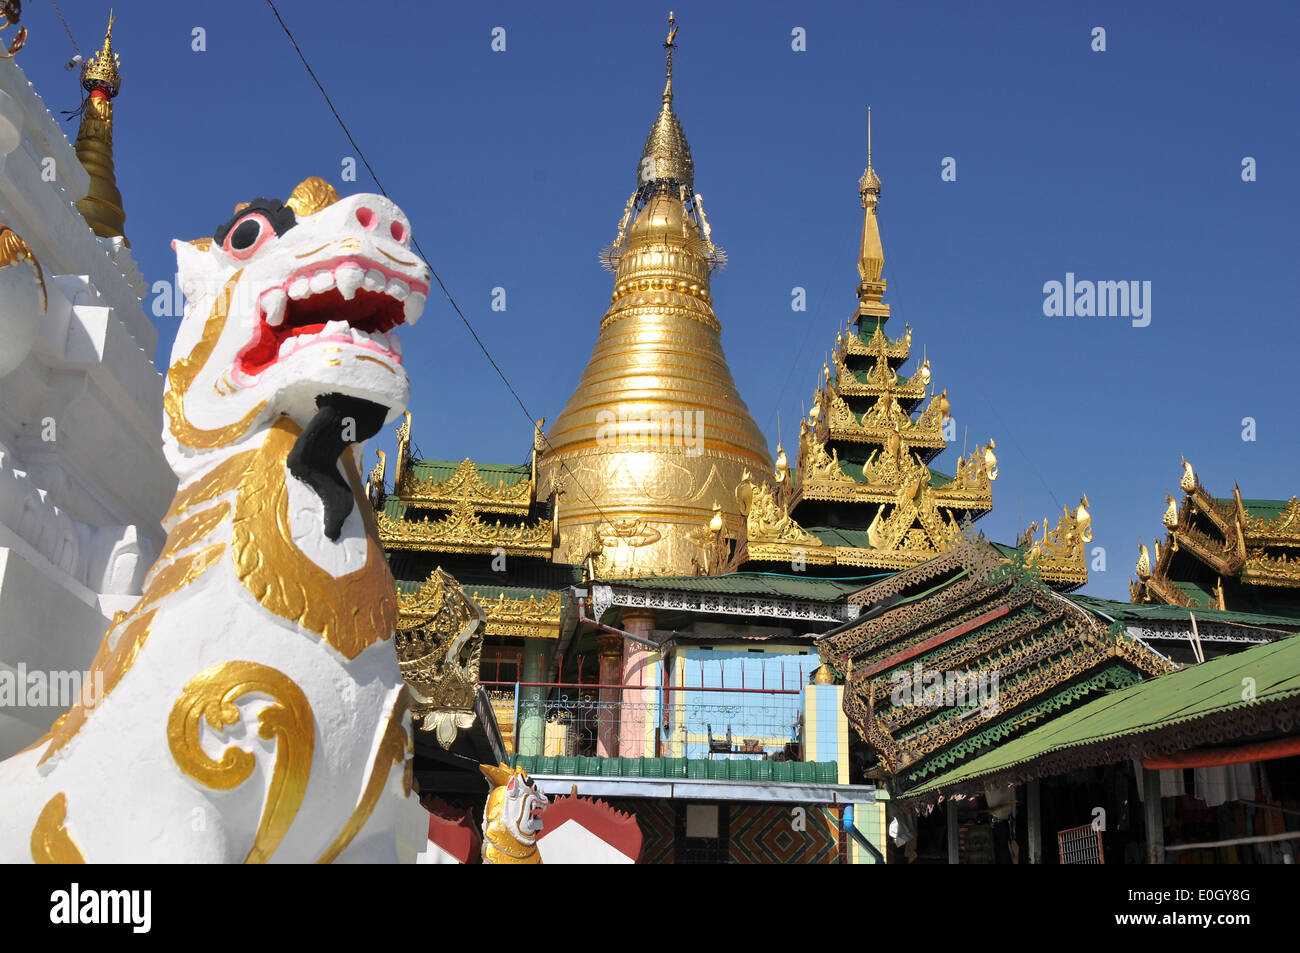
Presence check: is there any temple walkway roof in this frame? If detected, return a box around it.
[905,631,1300,801]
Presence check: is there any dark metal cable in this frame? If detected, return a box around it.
[263,0,628,534]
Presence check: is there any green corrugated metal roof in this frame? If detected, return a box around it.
[405,459,530,486]
[510,754,841,784]
[1071,595,1300,629]
[1212,496,1291,521]
[907,632,1300,798]
[613,572,874,601]
[807,526,874,548]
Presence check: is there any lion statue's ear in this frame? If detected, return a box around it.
[286,177,341,218]
[172,238,218,303]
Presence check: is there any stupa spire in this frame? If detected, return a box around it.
[537,14,770,577]
[857,106,884,298]
[74,11,128,245]
[663,10,678,103]
[637,11,693,195]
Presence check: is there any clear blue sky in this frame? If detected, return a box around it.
[17,1,1299,600]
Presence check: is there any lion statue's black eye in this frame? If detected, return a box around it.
[230,218,262,251]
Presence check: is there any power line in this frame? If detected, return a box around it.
[262,0,630,539]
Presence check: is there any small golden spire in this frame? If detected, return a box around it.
[639,12,693,189]
[81,10,121,96]
[857,106,884,295]
[663,11,678,103]
[75,11,127,245]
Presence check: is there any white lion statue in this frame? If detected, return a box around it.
[0,176,431,863]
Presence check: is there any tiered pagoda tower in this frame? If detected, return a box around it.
[733,115,1091,589]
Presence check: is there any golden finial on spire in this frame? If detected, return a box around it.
[637,11,693,190]
[81,10,121,98]
[859,105,882,203]
[857,106,885,292]
[663,11,678,103]
[74,10,128,244]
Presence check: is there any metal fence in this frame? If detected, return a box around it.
[1057,824,1105,864]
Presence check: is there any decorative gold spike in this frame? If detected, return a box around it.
[74,12,127,243]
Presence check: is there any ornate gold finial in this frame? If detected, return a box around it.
[708,500,723,534]
[81,10,121,97]
[813,663,835,686]
[857,106,885,292]
[1162,493,1179,530]
[663,11,678,103]
[74,11,128,244]
[638,12,693,190]
[1136,539,1151,580]
[1180,455,1196,494]
[983,439,998,481]
[1076,494,1092,543]
[858,106,882,203]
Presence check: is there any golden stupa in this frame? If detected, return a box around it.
[536,15,771,576]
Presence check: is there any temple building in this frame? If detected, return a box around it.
[1131,458,1300,619]
[726,110,1090,591]
[0,14,174,757]
[375,17,1103,863]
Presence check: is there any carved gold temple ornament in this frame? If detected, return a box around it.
[395,568,487,748]
[1133,457,1300,608]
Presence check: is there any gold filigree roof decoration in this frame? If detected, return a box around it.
[467,589,564,639]
[1133,458,1300,607]
[376,499,553,556]
[1020,496,1092,590]
[396,568,485,749]
[365,449,386,507]
[840,318,911,359]
[396,458,535,516]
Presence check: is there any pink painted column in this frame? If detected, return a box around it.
[596,633,623,757]
[619,610,656,758]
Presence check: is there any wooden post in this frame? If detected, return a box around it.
[946,798,960,865]
[1143,768,1165,864]
[1027,780,1041,865]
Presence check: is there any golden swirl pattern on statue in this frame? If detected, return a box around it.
[167,661,314,864]
[30,793,85,864]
